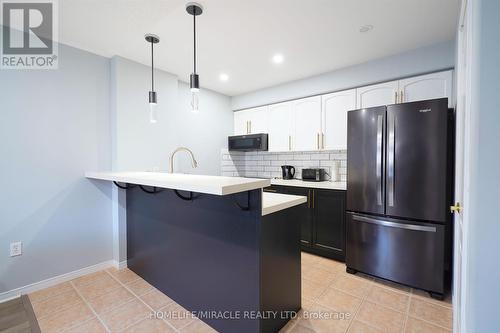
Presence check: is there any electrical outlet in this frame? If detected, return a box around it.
[10,241,22,257]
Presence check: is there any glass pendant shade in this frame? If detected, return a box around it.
[149,91,158,123]
[191,91,199,113]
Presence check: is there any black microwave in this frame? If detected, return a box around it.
[228,133,268,151]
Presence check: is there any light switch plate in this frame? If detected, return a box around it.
[10,241,22,257]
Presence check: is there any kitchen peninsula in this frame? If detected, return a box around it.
[85,172,306,333]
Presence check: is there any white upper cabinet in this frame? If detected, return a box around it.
[233,106,268,135]
[322,89,356,150]
[292,96,322,151]
[356,80,399,109]
[233,110,250,135]
[268,102,293,152]
[399,70,453,107]
[247,106,268,134]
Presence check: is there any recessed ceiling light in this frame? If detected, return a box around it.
[359,25,374,33]
[219,73,229,81]
[272,54,284,64]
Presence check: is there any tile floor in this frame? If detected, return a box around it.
[27,252,453,333]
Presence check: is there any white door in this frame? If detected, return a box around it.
[321,89,356,150]
[247,106,268,134]
[399,70,453,107]
[233,110,250,135]
[356,80,399,108]
[293,96,322,151]
[452,4,472,333]
[268,102,293,152]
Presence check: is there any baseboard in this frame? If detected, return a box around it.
[0,260,115,303]
[113,260,128,270]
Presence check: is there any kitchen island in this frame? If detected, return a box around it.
[86,172,306,333]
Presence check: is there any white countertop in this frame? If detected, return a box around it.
[262,192,307,216]
[270,178,347,190]
[85,171,270,196]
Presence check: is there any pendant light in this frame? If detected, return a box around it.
[186,2,203,113]
[145,33,160,123]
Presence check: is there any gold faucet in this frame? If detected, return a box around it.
[169,147,198,173]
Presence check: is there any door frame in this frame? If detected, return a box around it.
[453,0,473,332]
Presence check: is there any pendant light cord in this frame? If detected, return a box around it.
[151,41,154,91]
[193,13,197,74]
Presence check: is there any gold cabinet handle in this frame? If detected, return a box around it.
[249,121,252,134]
[322,133,325,149]
[307,190,310,208]
[317,133,320,150]
[394,91,398,104]
[450,202,462,213]
[312,190,315,209]
[246,121,249,134]
[288,135,292,151]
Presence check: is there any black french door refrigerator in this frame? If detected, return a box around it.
[345,98,453,299]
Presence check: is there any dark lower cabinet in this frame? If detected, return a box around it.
[264,185,346,261]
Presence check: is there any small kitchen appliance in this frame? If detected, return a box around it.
[281,165,295,179]
[301,168,326,182]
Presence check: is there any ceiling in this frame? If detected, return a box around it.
[59,0,459,96]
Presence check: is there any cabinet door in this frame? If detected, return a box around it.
[356,80,399,109]
[313,189,346,259]
[268,102,293,152]
[292,96,322,151]
[399,70,453,107]
[247,106,268,134]
[233,110,250,135]
[321,89,356,150]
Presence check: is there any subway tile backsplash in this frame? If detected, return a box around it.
[220,149,347,181]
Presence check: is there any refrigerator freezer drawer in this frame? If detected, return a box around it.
[346,213,445,294]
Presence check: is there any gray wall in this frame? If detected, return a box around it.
[231,40,455,110]
[465,0,500,331]
[0,43,113,293]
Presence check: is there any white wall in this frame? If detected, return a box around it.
[0,43,113,294]
[231,40,455,110]
[111,56,232,175]
[465,0,500,331]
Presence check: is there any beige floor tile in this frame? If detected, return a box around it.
[289,324,316,333]
[29,282,73,303]
[100,298,151,332]
[348,320,384,333]
[302,278,329,301]
[408,298,452,330]
[85,286,135,315]
[126,278,154,296]
[37,302,94,333]
[32,289,83,319]
[366,285,409,312]
[314,258,345,273]
[279,318,299,333]
[404,316,451,333]
[372,277,411,293]
[411,289,452,308]
[330,275,372,298]
[75,274,121,300]
[355,301,405,333]
[302,252,322,265]
[63,318,107,333]
[141,289,174,310]
[160,302,196,330]
[107,268,140,284]
[72,270,109,288]
[316,288,362,315]
[298,303,351,333]
[181,319,218,333]
[302,266,336,285]
[123,318,176,333]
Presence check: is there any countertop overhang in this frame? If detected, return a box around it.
[270,178,347,190]
[261,192,307,216]
[85,171,270,196]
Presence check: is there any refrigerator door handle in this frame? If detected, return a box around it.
[376,115,383,205]
[352,215,436,233]
[387,113,395,207]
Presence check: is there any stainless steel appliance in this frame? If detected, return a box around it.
[228,133,268,151]
[345,98,454,300]
[281,165,295,179]
[302,168,326,182]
